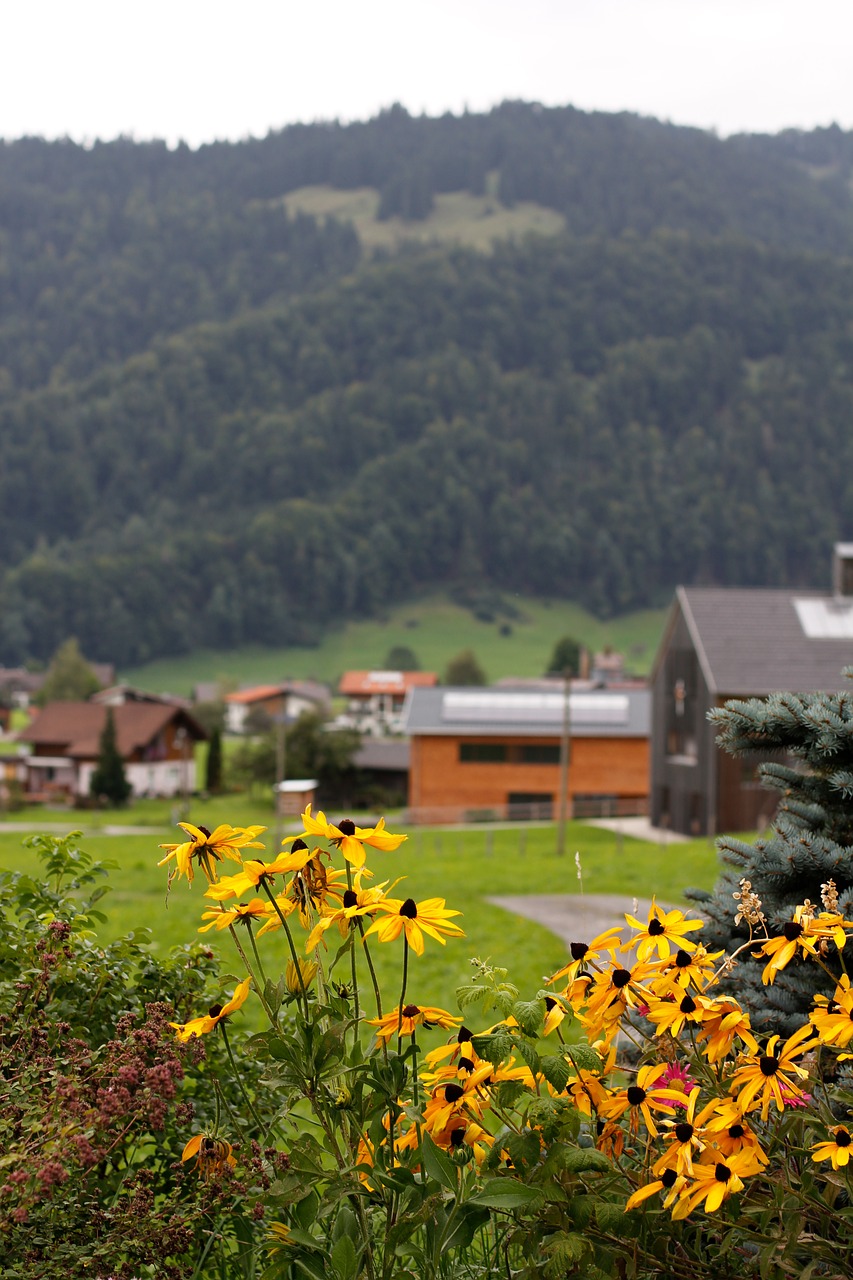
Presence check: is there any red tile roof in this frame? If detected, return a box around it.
[338,670,438,696]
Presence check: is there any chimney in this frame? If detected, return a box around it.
[833,543,853,598]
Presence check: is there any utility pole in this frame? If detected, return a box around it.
[556,670,571,856]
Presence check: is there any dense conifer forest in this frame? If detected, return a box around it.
[3,102,853,665]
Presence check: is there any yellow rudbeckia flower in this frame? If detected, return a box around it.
[299,806,406,868]
[158,822,266,886]
[169,978,252,1042]
[363,895,464,955]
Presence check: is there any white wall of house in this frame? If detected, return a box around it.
[78,758,197,798]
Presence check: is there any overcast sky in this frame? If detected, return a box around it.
[4,0,851,147]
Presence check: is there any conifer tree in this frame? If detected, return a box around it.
[205,727,223,794]
[688,683,853,1035]
[89,709,131,807]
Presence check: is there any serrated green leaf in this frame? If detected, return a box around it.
[471,1031,514,1066]
[564,1043,603,1072]
[541,1053,571,1091]
[560,1147,611,1174]
[512,998,543,1036]
[595,1201,638,1236]
[456,981,489,1012]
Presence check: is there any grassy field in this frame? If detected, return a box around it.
[0,818,722,1014]
[120,592,668,698]
[280,184,566,254]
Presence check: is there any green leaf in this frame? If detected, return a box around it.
[470,1031,514,1066]
[420,1131,458,1193]
[511,998,543,1037]
[331,1235,357,1280]
[468,1177,542,1210]
[563,1043,603,1072]
[559,1147,611,1174]
[455,981,489,1012]
[441,1203,491,1253]
[541,1053,571,1092]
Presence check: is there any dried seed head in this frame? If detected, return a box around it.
[733,878,765,927]
[821,879,840,912]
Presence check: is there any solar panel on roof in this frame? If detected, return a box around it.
[440,691,628,725]
[794,598,853,639]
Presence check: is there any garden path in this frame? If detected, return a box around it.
[487,894,703,949]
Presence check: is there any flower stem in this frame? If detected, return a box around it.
[345,864,361,1023]
[259,879,309,1014]
[396,936,409,1055]
[227,924,277,1024]
[220,1022,265,1133]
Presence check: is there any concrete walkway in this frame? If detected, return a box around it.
[487,893,703,948]
[583,816,693,846]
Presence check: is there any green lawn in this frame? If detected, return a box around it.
[0,819,722,1013]
[120,592,668,698]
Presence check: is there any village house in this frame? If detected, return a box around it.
[336,670,438,737]
[403,684,650,824]
[224,681,330,735]
[650,545,853,836]
[18,701,207,800]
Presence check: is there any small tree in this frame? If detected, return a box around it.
[383,645,420,671]
[546,635,582,677]
[444,649,487,686]
[689,681,853,1035]
[89,709,131,807]
[37,638,102,705]
[205,727,223,794]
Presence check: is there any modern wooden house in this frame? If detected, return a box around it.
[337,671,438,736]
[224,682,329,734]
[403,685,650,824]
[651,567,853,836]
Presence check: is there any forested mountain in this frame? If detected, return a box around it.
[3,103,853,665]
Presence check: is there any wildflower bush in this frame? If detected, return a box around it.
[156,814,853,1280]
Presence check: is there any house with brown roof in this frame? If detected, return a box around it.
[651,546,853,836]
[19,702,207,800]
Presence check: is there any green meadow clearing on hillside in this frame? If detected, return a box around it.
[281,183,567,253]
[121,593,668,696]
[0,820,719,1012]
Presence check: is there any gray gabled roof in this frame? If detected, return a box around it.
[667,586,853,696]
[402,686,650,738]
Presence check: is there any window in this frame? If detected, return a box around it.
[518,744,560,764]
[665,648,699,760]
[459,743,508,763]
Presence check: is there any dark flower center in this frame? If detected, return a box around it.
[674,1123,694,1143]
[648,920,665,936]
[400,898,418,919]
[458,1025,472,1043]
[612,968,632,989]
[661,1169,678,1188]
[457,1056,475,1073]
[837,1129,852,1148]
[201,1136,216,1152]
[728,1123,745,1139]
[626,1086,646,1105]
[783,922,804,941]
[679,995,697,1013]
[208,1004,223,1018]
[570,942,589,960]
[674,950,692,968]
[402,1004,420,1018]
[759,1055,779,1077]
[450,1128,466,1147]
[291,838,308,853]
[444,1084,464,1102]
[714,1163,732,1184]
[544,996,557,1011]
[337,819,356,836]
[198,825,212,839]
[343,890,358,908]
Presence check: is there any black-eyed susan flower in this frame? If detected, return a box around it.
[548,928,623,987]
[303,875,394,951]
[754,906,825,984]
[158,822,266,886]
[423,1023,475,1070]
[652,944,723,993]
[369,1003,462,1041]
[181,1133,237,1181]
[198,898,268,933]
[643,990,712,1040]
[693,996,758,1063]
[598,1063,688,1137]
[363,896,464,955]
[203,842,316,902]
[670,1151,759,1219]
[728,1023,818,1121]
[812,1125,853,1169]
[169,977,251,1042]
[266,1222,293,1255]
[299,806,406,868]
[623,900,704,961]
[654,1088,707,1175]
[810,973,853,1049]
[626,1167,687,1212]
